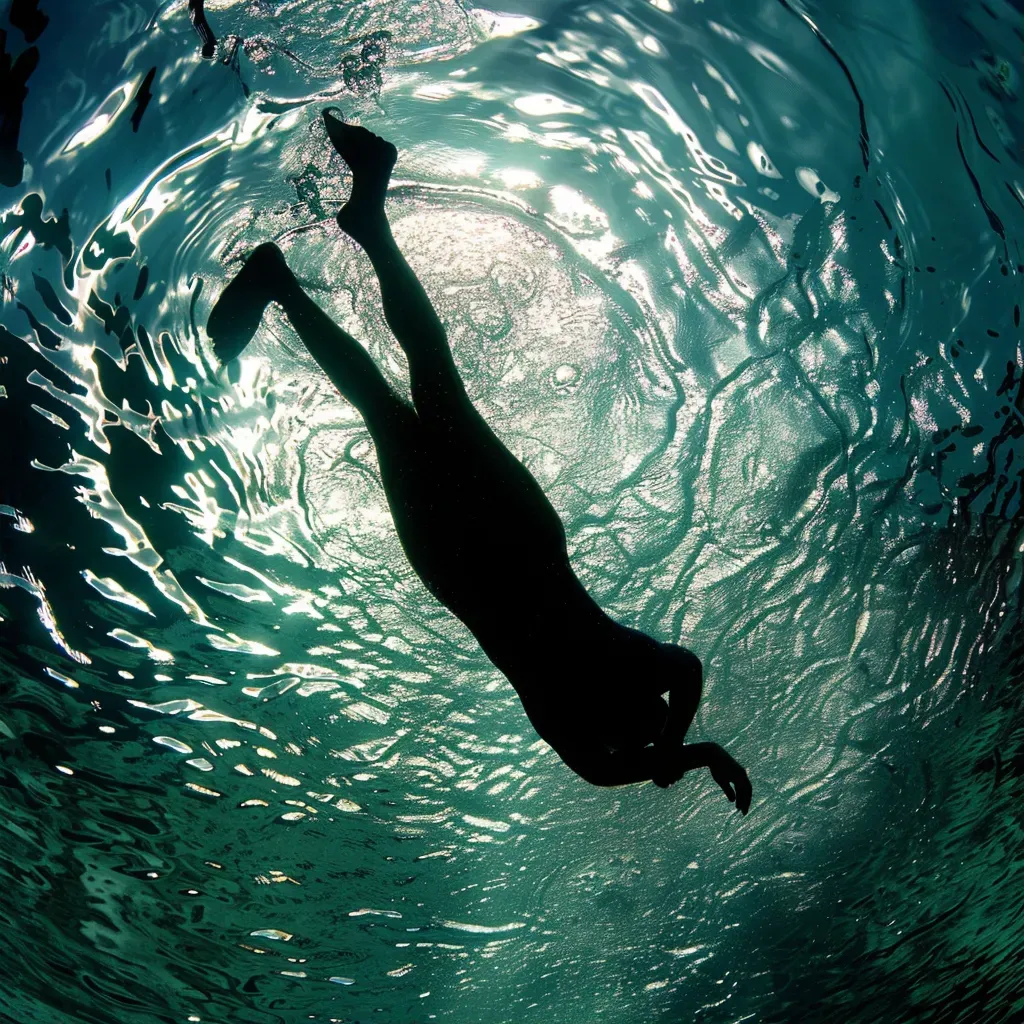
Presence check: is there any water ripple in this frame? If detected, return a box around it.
[1,0,1022,1022]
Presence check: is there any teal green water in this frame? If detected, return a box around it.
[1,1,1022,1022]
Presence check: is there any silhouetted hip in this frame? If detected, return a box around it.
[373,403,572,637]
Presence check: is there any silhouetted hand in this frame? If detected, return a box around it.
[709,746,751,815]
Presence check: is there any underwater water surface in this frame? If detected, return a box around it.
[1,0,1023,1021]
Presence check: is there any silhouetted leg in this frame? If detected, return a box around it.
[325,112,473,425]
[323,113,571,568]
[207,242,410,439]
[276,275,414,439]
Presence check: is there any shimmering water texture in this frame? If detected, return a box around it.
[1,1,1023,1022]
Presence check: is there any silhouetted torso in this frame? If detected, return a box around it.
[373,411,695,749]
[378,410,597,674]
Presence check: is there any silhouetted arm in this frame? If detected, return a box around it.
[558,741,723,788]
[557,739,752,813]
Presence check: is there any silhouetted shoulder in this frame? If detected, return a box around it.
[665,643,702,679]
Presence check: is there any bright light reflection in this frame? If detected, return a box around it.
[66,115,111,151]
[513,94,585,117]
[495,168,542,189]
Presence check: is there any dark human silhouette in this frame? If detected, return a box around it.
[207,112,751,811]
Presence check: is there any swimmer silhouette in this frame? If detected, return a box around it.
[208,112,751,812]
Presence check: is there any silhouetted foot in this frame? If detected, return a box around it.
[207,242,288,363]
[324,110,397,241]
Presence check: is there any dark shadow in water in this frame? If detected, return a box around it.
[0,34,37,187]
[1,1,50,186]
[0,320,124,660]
[0,193,73,290]
[206,112,753,812]
[188,0,217,60]
[9,0,47,43]
[0,195,265,683]
[131,67,157,133]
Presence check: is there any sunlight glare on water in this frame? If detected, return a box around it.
[0,0,1022,1022]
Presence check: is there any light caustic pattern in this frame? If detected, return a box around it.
[0,0,1022,1022]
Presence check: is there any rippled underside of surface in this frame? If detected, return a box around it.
[1,0,1022,1022]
